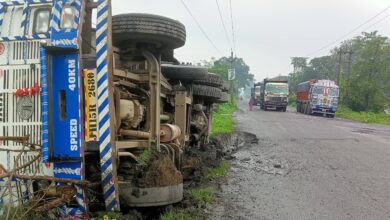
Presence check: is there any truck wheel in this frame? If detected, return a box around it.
[193,73,224,87]
[192,84,223,101]
[215,92,229,103]
[161,64,208,80]
[112,13,186,50]
[221,82,230,92]
[308,106,312,115]
[283,107,287,112]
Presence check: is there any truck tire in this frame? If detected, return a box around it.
[222,82,230,92]
[192,84,222,101]
[283,107,287,112]
[112,13,186,50]
[193,73,224,87]
[161,64,208,80]
[216,92,229,103]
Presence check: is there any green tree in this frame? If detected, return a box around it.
[338,31,390,112]
[209,56,254,93]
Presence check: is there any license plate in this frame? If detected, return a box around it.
[322,109,327,112]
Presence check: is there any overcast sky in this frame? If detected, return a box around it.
[112,0,390,82]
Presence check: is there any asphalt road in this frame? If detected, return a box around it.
[210,100,390,220]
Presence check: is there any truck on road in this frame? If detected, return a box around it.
[296,79,339,117]
[251,82,263,106]
[259,80,289,111]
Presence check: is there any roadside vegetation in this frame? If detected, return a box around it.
[211,103,237,136]
[189,187,216,206]
[288,95,296,107]
[160,210,194,220]
[205,161,230,180]
[337,106,390,125]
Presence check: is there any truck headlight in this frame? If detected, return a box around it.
[61,6,77,29]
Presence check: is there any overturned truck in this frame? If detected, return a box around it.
[0,0,228,217]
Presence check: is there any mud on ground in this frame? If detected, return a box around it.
[111,131,258,220]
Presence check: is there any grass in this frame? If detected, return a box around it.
[205,161,230,180]
[136,147,154,166]
[211,103,236,136]
[189,187,216,206]
[160,210,194,220]
[336,106,390,125]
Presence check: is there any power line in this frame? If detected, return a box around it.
[180,0,224,56]
[229,0,237,56]
[215,0,232,50]
[306,4,390,57]
[362,13,390,32]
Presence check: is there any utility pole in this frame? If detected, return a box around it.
[229,50,235,103]
[345,49,353,103]
[337,48,343,103]
[337,48,342,85]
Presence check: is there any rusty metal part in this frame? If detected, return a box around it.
[0,136,29,144]
[115,87,122,132]
[118,151,138,160]
[119,99,144,129]
[142,50,161,151]
[174,91,191,145]
[167,143,182,168]
[160,124,181,143]
[120,129,151,139]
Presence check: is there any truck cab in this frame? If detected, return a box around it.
[260,80,289,111]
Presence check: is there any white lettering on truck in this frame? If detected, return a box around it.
[68,59,76,91]
[70,119,78,151]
